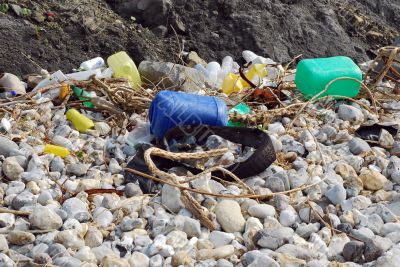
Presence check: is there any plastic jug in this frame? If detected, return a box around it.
[107,51,142,89]
[149,91,228,139]
[66,109,94,132]
[295,56,362,99]
[44,144,70,158]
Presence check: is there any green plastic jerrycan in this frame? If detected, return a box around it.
[295,56,362,100]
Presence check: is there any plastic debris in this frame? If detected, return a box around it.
[44,144,70,157]
[66,108,94,132]
[295,56,362,99]
[107,51,142,89]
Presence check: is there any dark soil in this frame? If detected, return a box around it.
[0,0,398,77]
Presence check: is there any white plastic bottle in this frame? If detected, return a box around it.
[80,57,105,71]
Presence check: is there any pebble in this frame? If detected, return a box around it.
[248,204,276,219]
[161,184,184,213]
[66,163,90,176]
[29,205,63,230]
[325,184,347,204]
[279,209,296,227]
[338,104,364,122]
[0,137,19,157]
[197,245,235,260]
[343,241,365,262]
[215,200,245,233]
[359,169,388,191]
[209,231,235,248]
[129,252,150,267]
[349,137,371,155]
[253,227,294,250]
[7,230,35,245]
[2,157,24,180]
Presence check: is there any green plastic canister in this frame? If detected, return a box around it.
[295,56,362,99]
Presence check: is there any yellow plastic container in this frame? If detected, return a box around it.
[107,51,142,89]
[222,73,244,95]
[66,108,94,132]
[240,64,267,87]
[44,144,70,158]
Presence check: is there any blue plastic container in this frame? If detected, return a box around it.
[149,91,228,139]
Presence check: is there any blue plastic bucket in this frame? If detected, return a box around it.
[149,91,228,139]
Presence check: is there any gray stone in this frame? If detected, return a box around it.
[295,223,320,238]
[50,156,64,172]
[183,216,201,237]
[342,241,365,263]
[129,251,150,267]
[0,137,19,157]
[279,209,296,227]
[0,253,14,267]
[215,200,245,233]
[53,256,82,267]
[34,253,52,264]
[5,181,25,195]
[2,157,24,180]
[138,61,207,92]
[124,183,143,197]
[62,197,90,222]
[351,227,374,242]
[380,129,395,148]
[209,231,235,248]
[348,138,371,155]
[37,191,53,205]
[66,163,89,176]
[29,205,63,230]
[217,258,233,267]
[253,227,294,250]
[11,190,34,210]
[161,184,184,213]
[0,213,15,228]
[248,204,276,219]
[265,177,285,192]
[48,243,69,259]
[338,104,364,122]
[325,184,346,204]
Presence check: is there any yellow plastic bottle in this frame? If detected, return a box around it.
[222,73,244,95]
[240,64,267,87]
[107,51,142,89]
[44,144,70,158]
[66,108,94,132]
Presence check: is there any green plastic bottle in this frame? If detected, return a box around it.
[295,56,362,100]
[71,86,94,108]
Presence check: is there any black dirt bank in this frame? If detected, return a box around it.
[0,0,398,76]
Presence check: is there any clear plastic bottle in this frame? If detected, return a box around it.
[80,57,105,70]
[107,51,142,89]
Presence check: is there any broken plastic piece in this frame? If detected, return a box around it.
[228,103,251,127]
[222,73,244,95]
[71,85,94,108]
[66,108,94,132]
[44,144,70,157]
